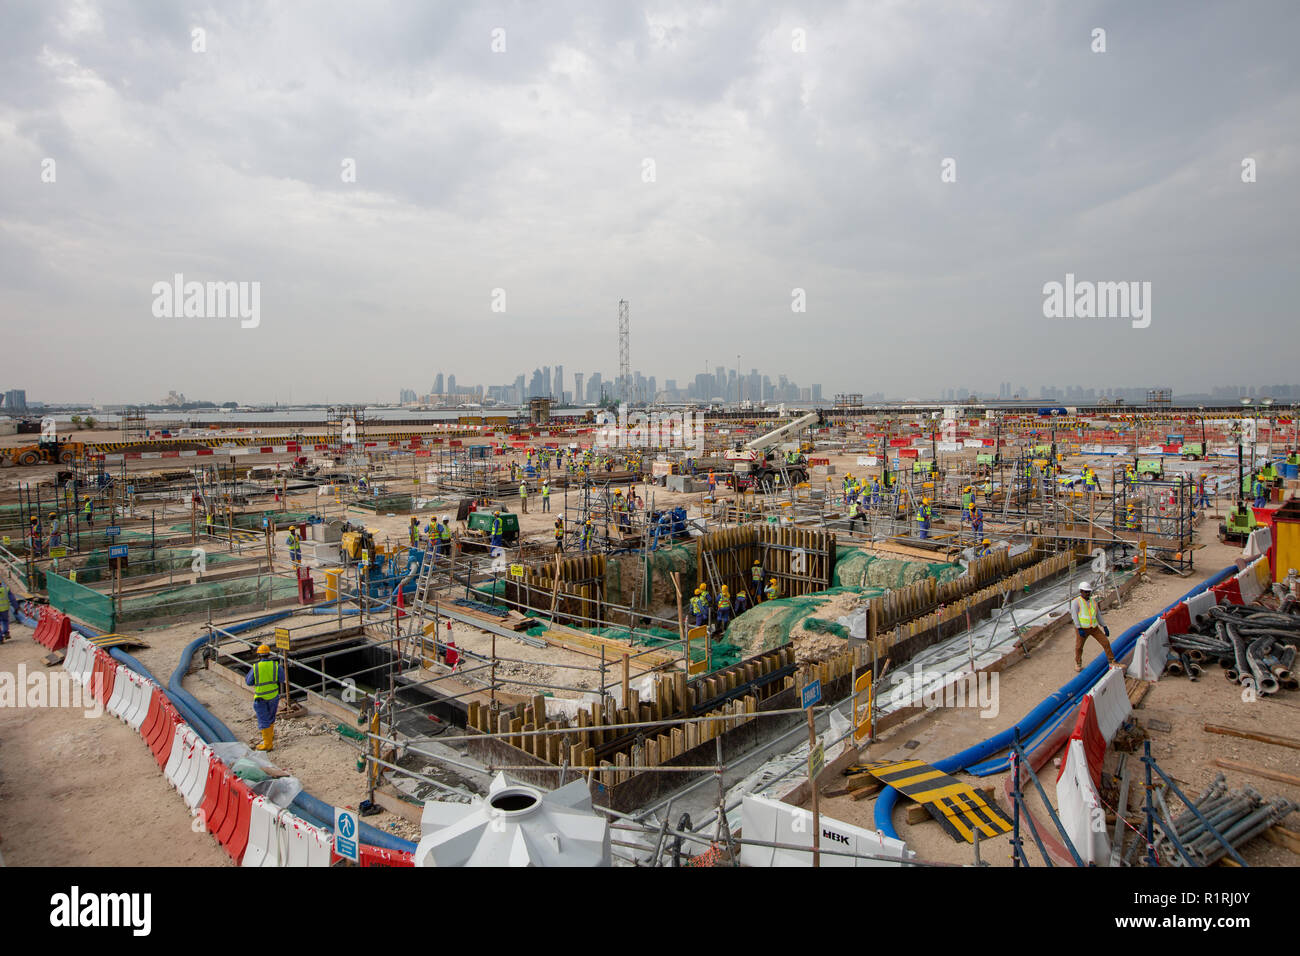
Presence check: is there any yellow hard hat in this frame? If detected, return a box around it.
[769,578,777,585]
[923,497,931,504]
[982,538,990,545]
[256,644,272,655]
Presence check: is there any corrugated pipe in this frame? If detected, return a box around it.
[874,565,1236,840]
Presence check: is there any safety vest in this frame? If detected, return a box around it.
[752,566,762,582]
[1074,597,1099,628]
[554,524,563,540]
[718,595,730,610]
[439,524,451,541]
[849,501,859,517]
[287,533,299,550]
[542,484,549,498]
[492,516,503,536]
[84,502,93,514]
[689,596,700,614]
[252,659,280,700]
[519,484,527,498]
[0,582,9,613]
[766,584,778,600]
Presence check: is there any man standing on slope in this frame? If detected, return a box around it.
[1070,580,1116,673]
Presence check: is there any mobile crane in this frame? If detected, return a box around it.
[724,409,825,492]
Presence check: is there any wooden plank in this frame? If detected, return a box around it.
[1211,758,1300,787]
[1262,825,1300,855]
[1204,724,1300,751]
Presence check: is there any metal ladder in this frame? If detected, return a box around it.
[402,548,442,664]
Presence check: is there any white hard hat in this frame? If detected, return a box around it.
[1079,580,1093,592]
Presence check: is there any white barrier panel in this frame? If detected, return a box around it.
[180,745,212,809]
[1237,562,1264,605]
[1127,618,1170,682]
[1086,665,1132,743]
[243,798,282,867]
[739,794,914,867]
[1184,590,1217,627]
[283,816,333,867]
[164,727,192,787]
[65,636,92,685]
[106,665,130,720]
[125,677,151,729]
[1243,526,1272,561]
[1056,738,1110,866]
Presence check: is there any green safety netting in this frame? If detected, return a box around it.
[722,586,884,656]
[167,510,319,533]
[47,572,117,631]
[116,575,299,626]
[830,549,964,589]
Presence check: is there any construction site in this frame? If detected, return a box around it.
[3,399,1299,869]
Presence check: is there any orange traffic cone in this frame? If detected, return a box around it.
[395,585,406,619]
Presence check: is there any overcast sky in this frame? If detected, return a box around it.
[1,0,1297,405]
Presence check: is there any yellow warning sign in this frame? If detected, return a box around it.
[852,671,873,743]
[275,627,291,651]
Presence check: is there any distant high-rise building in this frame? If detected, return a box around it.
[573,373,584,405]
[446,375,457,396]
[3,389,27,411]
[433,373,444,394]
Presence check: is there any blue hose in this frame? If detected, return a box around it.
[873,565,1236,839]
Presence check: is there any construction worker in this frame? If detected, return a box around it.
[48,511,61,550]
[519,480,528,514]
[83,498,94,528]
[708,470,717,500]
[1084,467,1098,492]
[437,517,452,557]
[967,503,984,536]
[751,560,763,600]
[1069,581,1116,673]
[490,510,504,550]
[698,583,712,623]
[1195,474,1210,510]
[977,538,992,558]
[717,586,732,629]
[733,586,749,617]
[285,526,301,565]
[870,478,881,510]
[765,577,779,602]
[541,480,550,513]
[916,497,932,539]
[847,497,860,532]
[408,517,419,547]
[962,485,974,510]
[1253,473,1267,508]
[244,644,284,751]
[28,516,43,557]
[1125,503,1140,531]
[0,576,10,643]
[581,518,594,553]
[205,510,215,539]
[689,588,703,627]
[553,517,564,552]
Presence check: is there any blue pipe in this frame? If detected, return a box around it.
[171,636,238,742]
[874,565,1236,840]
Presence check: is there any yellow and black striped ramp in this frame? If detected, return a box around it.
[865,759,1013,844]
[86,633,150,650]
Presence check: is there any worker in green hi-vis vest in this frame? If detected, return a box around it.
[245,644,284,751]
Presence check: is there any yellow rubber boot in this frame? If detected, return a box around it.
[256,727,274,751]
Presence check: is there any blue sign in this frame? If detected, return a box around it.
[106,526,121,537]
[801,679,822,710]
[109,544,128,559]
[333,807,359,863]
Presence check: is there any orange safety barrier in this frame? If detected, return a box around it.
[199,760,226,831]
[32,607,72,651]
[1211,577,1243,606]
[1161,602,1192,637]
[216,777,254,865]
[149,703,179,768]
[138,688,163,743]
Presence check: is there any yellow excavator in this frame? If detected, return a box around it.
[0,437,88,467]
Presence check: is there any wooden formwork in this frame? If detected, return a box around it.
[696,524,835,601]
[510,552,607,627]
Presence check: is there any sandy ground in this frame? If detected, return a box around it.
[805,534,1300,867]
[0,619,229,866]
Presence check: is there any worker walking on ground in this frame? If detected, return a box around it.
[1253,474,1267,508]
[581,518,594,553]
[245,644,284,751]
[541,480,550,513]
[1195,474,1210,511]
[206,510,215,539]
[847,497,860,532]
[708,470,717,500]
[83,499,94,529]
[1069,581,1116,673]
[519,480,528,514]
[0,577,10,644]
[285,526,301,566]
[490,510,504,551]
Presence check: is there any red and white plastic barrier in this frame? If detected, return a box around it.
[1056,737,1109,866]
[1126,617,1170,682]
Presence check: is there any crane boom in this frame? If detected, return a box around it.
[743,409,824,453]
